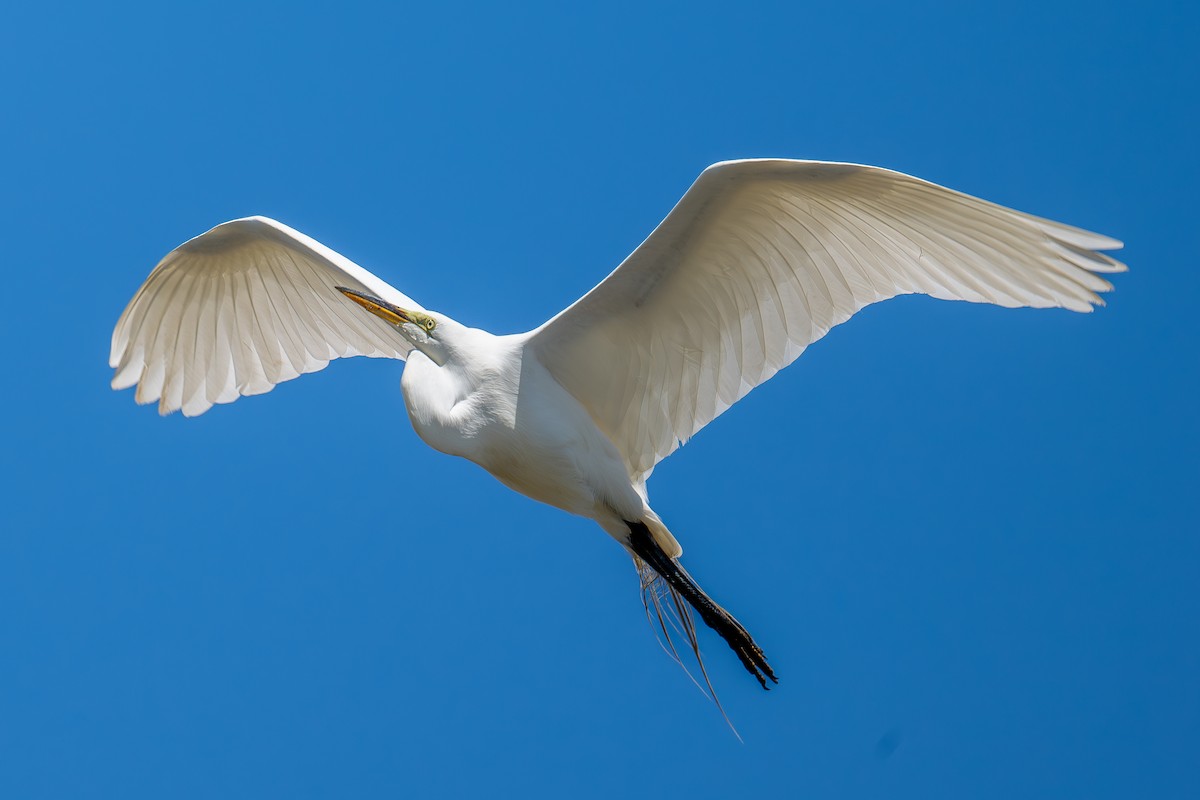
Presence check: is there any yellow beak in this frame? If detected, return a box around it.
[337,287,415,326]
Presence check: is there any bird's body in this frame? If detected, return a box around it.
[110,159,1125,695]
[400,326,650,541]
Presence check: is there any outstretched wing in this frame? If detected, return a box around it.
[529,160,1125,480]
[110,216,421,416]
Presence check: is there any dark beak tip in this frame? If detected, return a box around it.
[336,286,409,326]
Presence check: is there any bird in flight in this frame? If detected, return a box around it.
[110,159,1124,695]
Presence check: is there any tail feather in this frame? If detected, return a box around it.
[636,558,742,738]
[640,509,683,558]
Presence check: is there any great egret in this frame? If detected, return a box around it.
[110,160,1124,691]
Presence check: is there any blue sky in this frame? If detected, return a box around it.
[2,1,1197,797]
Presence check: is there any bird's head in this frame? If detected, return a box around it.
[337,286,455,365]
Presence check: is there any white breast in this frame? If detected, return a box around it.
[401,339,643,523]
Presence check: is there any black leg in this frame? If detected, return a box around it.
[626,520,777,689]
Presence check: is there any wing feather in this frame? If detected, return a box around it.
[110,216,420,416]
[529,160,1125,480]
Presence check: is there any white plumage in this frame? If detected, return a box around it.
[110,159,1125,689]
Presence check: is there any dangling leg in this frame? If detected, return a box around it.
[626,520,777,689]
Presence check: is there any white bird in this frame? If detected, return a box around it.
[110,159,1124,690]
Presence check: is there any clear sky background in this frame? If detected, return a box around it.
[2,1,1196,797]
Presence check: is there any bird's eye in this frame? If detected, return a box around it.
[423,318,437,333]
